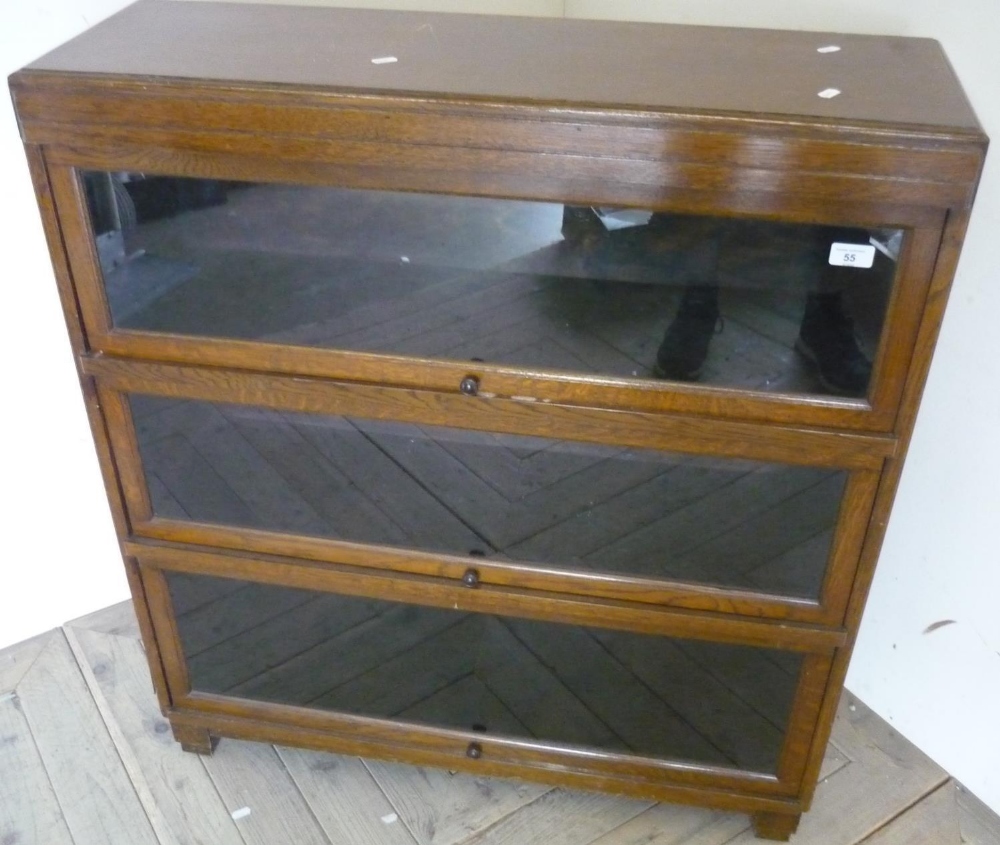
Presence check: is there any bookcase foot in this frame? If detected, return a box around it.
[172,723,216,756]
[752,811,801,841]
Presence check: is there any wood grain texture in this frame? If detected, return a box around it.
[957,782,1000,845]
[278,750,420,845]
[725,692,948,844]
[364,759,547,845]
[458,787,652,845]
[82,356,897,472]
[67,600,141,639]
[131,543,847,653]
[861,782,960,844]
[196,738,332,845]
[0,686,75,845]
[10,4,989,836]
[3,599,988,845]
[586,802,748,845]
[0,630,51,694]
[66,624,234,845]
[15,632,160,845]
[20,1,981,130]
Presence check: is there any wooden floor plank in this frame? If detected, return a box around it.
[231,605,459,705]
[188,591,382,694]
[277,749,419,845]
[175,582,315,657]
[590,627,785,771]
[293,415,483,552]
[142,431,257,526]
[226,408,408,543]
[588,464,831,579]
[0,629,51,694]
[507,459,737,564]
[670,640,800,732]
[0,689,75,845]
[724,692,949,845]
[364,760,549,845]
[69,625,245,845]
[472,618,621,749]
[315,616,480,717]
[957,782,1000,845]
[15,631,161,845]
[66,600,142,640]
[6,599,993,845]
[458,787,652,845]
[584,803,748,845]
[397,674,529,737]
[503,618,726,765]
[199,739,332,845]
[860,781,960,844]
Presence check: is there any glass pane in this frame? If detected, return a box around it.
[86,172,899,399]
[165,572,802,773]
[132,394,847,599]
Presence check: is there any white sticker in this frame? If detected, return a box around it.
[381,813,399,824]
[829,243,876,268]
[371,56,398,65]
[817,88,841,99]
[817,45,841,53]
[231,807,252,821]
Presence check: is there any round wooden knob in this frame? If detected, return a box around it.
[466,742,483,759]
[459,376,480,396]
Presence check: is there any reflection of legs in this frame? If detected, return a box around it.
[654,285,720,380]
[795,229,873,396]
[652,214,725,381]
[796,292,872,395]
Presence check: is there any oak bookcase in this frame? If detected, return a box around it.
[10,3,986,839]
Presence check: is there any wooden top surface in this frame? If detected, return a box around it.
[24,0,980,132]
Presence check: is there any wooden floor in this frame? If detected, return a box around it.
[2,601,998,845]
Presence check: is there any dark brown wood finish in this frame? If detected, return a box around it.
[81,355,896,470]
[795,203,983,812]
[11,3,986,839]
[753,811,802,841]
[129,543,846,653]
[15,2,982,129]
[32,124,960,430]
[135,550,835,797]
[87,363,888,624]
[128,510,870,625]
[164,706,802,816]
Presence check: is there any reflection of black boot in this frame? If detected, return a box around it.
[561,205,604,244]
[795,293,872,396]
[654,285,720,381]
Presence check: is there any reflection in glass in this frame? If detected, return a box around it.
[85,172,898,398]
[132,395,847,599]
[166,572,802,773]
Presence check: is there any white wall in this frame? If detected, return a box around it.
[1,0,133,647]
[3,0,997,816]
[566,2,1000,817]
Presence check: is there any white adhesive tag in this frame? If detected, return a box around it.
[817,88,841,99]
[371,56,398,65]
[231,807,252,821]
[829,243,876,268]
[381,813,399,824]
[817,45,841,53]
